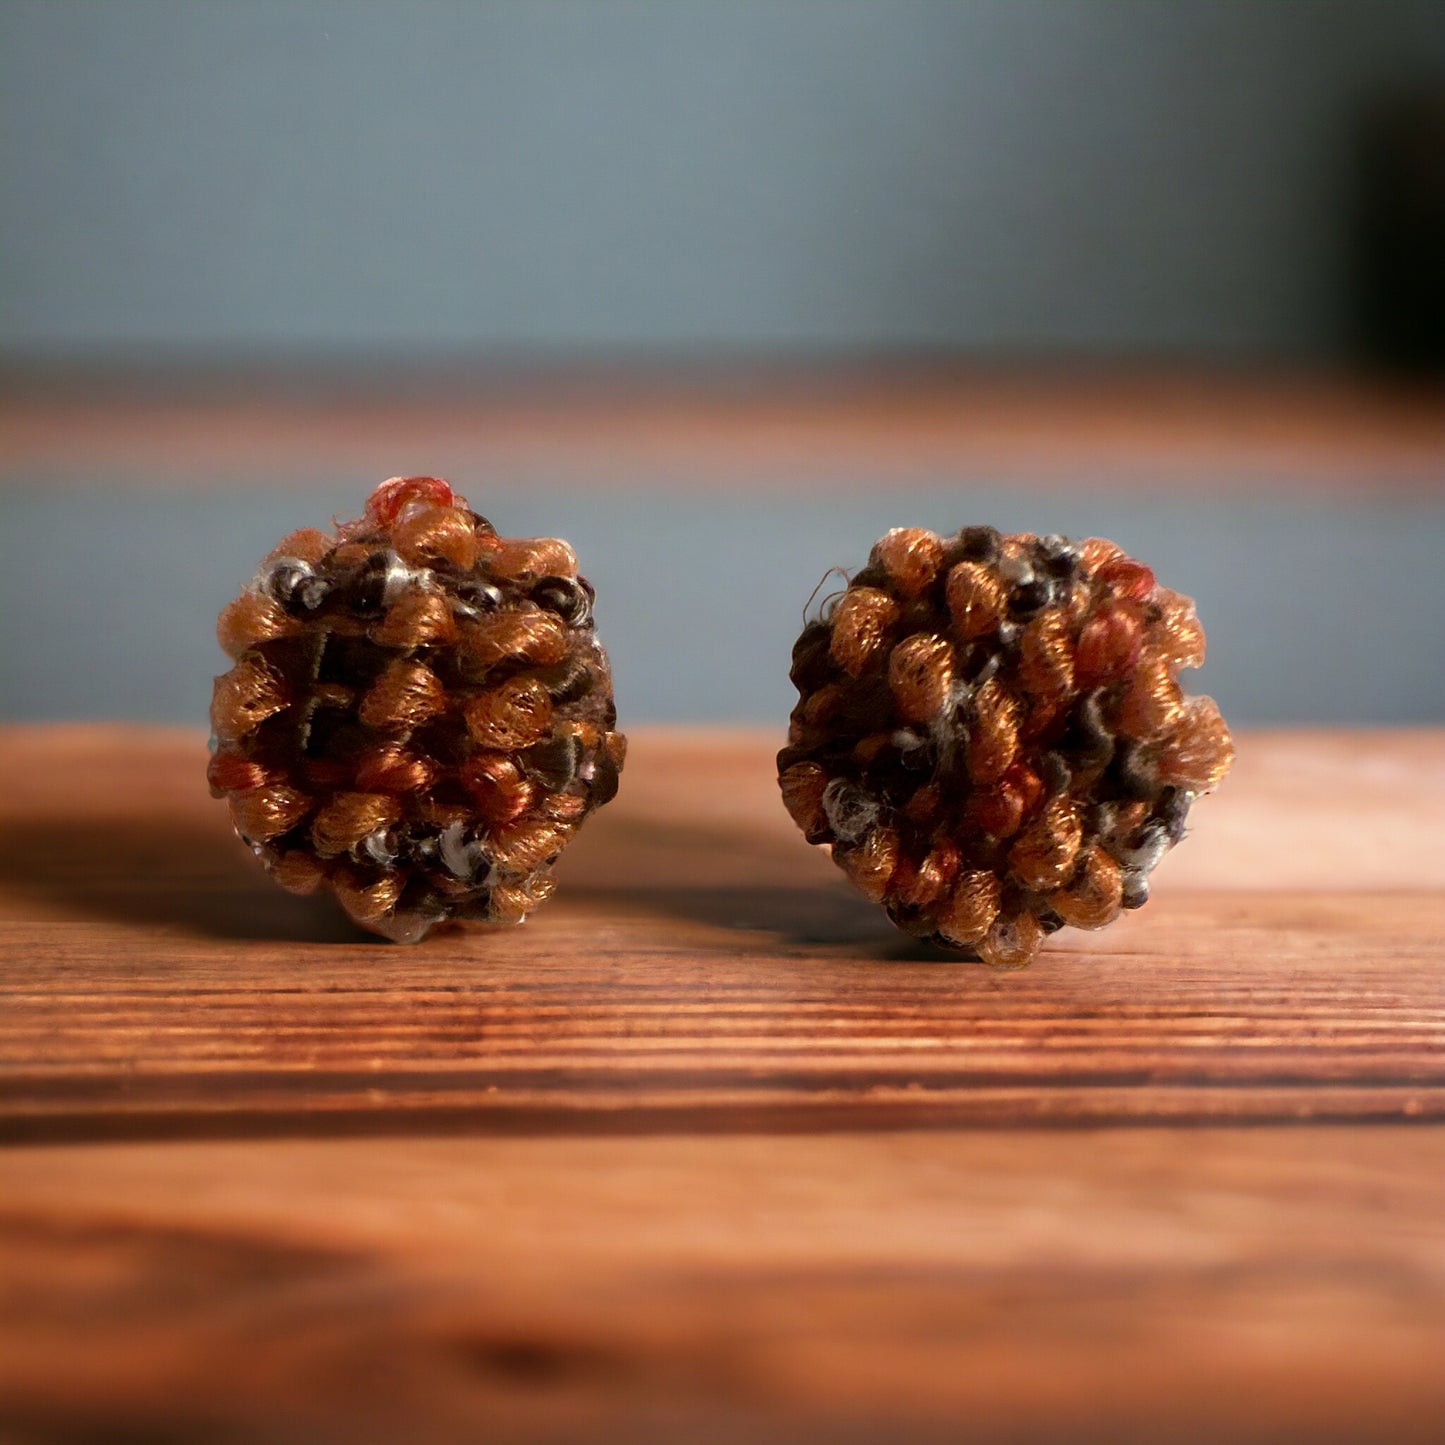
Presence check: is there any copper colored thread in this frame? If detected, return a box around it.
[1001,761,1044,820]
[1111,800,1151,836]
[207,751,277,796]
[331,866,406,925]
[417,797,474,831]
[870,528,945,599]
[330,542,373,570]
[1074,602,1144,689]
[459,752,535,824]
[894,838,961,912]
[432,872,480,899]
[230,784,314,843]
[358,660,447,732]
[213,479,622,944]
[310,791,403,858]
[555,716,604,751]
[779,761,830,838]
[463,609,570,672]
[887,633,954,724]
[487,818,570,876]
[1158,695,1234,789]
[828,587,900,677]
[938,869,1002,946]
[485,536,579,581]
[540,791,590,823]
[978,910,1045,969]
[371,590,458,649]
[1116,653,1184,739]
[853,731,893,765]
[997,534,1036,572]
[1009,796,1084,891]
[967,678,1020,784]
[836,826,900,904]
[270,850,328,896]
[487,877,557,924]
[1050,846,1123,930]
[464,676,554,751]
[884,852,921,912]
[217,593,298,658]
[353,744,437,795]
[266,527,332,566]
[1078,537,1124,571]
[1057,576,1092,626]
[211,657,290,741]
[1154,592,1207,670]
[529,875,561,907]
[392,505,480,571]
[1018,611,1075,703]
[945,561,1005,640]
[488,884,534,919]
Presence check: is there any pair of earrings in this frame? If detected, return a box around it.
[210,476,1232,966]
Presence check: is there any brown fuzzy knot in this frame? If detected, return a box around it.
[209,476,625,942]
[778,527,1233,968]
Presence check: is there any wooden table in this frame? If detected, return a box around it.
[3,725,1443,1443]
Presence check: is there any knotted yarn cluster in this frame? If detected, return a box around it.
[778,527,1233,967]
[209,477,625,941]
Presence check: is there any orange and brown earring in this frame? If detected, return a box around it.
[208,476,625,941]
[777,527,1232,967]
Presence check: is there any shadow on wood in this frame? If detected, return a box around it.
[0,814,368,944]
[1,802,944,957]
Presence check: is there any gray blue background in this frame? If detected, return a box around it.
[5,0,1444,359]
[3,476,1442,726]
[2,2,1442,725]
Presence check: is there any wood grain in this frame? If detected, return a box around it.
[2,725,1444,1441]
[2,726,1444,1140]
[4,365,1444,491]
[2,1128,1444,1444]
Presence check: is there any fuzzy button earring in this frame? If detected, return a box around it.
[209,477,625,941]
[778,527,1232,967]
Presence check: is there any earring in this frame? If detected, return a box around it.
[778,527,1232,968]
[209,476,625,942]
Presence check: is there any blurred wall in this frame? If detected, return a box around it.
[4,476,1444,726]
[4,0,1444,361]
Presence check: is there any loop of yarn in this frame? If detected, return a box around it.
[778,527,1232,968]
[210,478,624,942]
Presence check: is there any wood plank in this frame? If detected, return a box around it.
[2,726,1443,1137]
[1,1128,1443,1444]
[2,725,1443,1442]
[4,365,1444,491]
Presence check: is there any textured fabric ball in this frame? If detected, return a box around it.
[778,527,1233,968]
[209,477,625,942]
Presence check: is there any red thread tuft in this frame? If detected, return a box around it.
[366,476,456,527]
[1095,557,1157,603]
